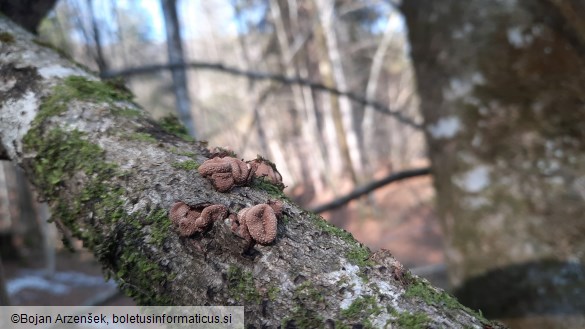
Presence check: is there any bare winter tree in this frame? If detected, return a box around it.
[0,14,505,329]
[161,0,195,137]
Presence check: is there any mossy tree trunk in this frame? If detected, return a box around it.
[401,1,585,328]
[0,16,504,328]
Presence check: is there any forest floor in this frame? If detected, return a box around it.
[3,167,447,306]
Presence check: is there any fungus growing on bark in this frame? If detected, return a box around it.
[169,201,190,226]
[198,156,250,192]
[247,157,283,188]
[232,200,283,245]
[169,202,228,237]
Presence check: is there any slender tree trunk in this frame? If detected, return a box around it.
[87,0,108,73]
[361,13,395,172]
[270,0,329,195]
[161,0,195,137]
[314,21,358,184]
[0,16,502,328]
[402,1,585,328]
[315,0,363,184]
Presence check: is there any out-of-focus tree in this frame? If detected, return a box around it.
[161,0,196,137]
[402,1,585,328]
[0,0,57,33]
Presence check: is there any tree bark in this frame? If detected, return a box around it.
[0,16,504,328]
[402,1,585,328]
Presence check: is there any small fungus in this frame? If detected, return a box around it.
[232,200,283,245]
[169,201,190,226]
[248,157,283,187]
[169,202,228,237]
[198,156,250,192]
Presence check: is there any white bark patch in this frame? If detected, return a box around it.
[0,91,38,159]
[444,73,485,102]
[444,78,471,101]
[428,116,461,139]
[507,27,533,48]
[322,260,402,326]
[323,262,365,310]
[456,166,490,193]
[39,65,82,79]
[0,77,16,92]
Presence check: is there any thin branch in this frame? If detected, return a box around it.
[310,166,431,213]
[101,61,423,129]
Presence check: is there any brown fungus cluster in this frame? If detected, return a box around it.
[169,201,228,236]
[231,200,283,245]
[247,157,284,187]
[197,156,250,192]
[197,151,285,193]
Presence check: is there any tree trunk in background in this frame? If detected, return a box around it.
[315,0,363,184]
[0,0,57,34]
[270,0,329,195]
[314,21,358,185]
[161,0,195,137]
[361,12,395,174]
[87,0,108,73]
[402,1,585,328]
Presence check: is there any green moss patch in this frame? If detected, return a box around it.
[31,75,134,128]
[20,76,175,306]
[339,296,382,327]
[111,107,142,117]
[0,31,14,43]
[310,213,373,267]
[159,115,193,141]
[282,282,325,329]
[169,147,196,157]
[129,132,157,143]
[405,279,459,309]
[114,239,173,305]
[172,160,199,171]
[227,266,262,304]
[251,177,288,200]
[393,311,430,329]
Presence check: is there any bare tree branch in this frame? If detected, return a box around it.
[311,167,431,213]
[0,16,503,328]
[101,61,423,129]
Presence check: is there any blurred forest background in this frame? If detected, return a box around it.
[1,0,585,328]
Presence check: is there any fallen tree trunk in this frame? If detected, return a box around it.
[0,17,505,328]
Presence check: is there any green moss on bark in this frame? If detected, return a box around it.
[171,160,199,171]
[310,213,373,267]
[128,132,157,143]
[404,277,489,324]
[338,295,382,328]
[31,75,134,128]
[227,266,262,304]
[392,310,430,329]
[282,281,325,329]
[159,115,193,141]
[0,31,14,43]
[22,76,173,305]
